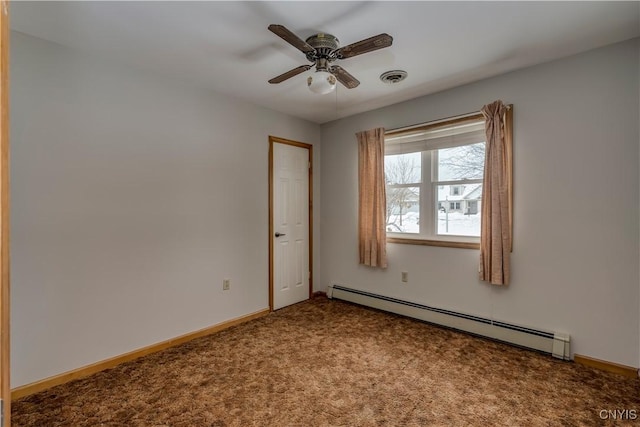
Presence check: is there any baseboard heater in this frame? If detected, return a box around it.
[328,284,570,360]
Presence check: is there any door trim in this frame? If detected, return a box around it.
[0,1,10,424]
[268,136,313,311]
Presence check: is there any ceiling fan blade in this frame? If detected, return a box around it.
[336,33,393,59]
[330,65,360,89]
[268,24,315,54]
[269,65,312,84]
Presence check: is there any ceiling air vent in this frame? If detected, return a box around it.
[380,70,407,84]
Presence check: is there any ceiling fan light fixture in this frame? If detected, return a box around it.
[307,70,336,95]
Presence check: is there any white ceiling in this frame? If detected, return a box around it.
[10,1,640,124]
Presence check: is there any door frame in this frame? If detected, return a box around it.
[0,0,10,424]
[268,136,313,311]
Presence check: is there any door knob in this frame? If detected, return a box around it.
[275,232,286,237]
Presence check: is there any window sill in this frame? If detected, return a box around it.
[387,237,480,250]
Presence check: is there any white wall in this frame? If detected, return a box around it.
[10,32,321,387]
[320,38,640,367]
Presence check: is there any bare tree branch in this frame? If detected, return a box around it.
[438,143,485,180]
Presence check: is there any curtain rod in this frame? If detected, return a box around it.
[386,104,512,134]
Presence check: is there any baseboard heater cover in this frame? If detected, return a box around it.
[328,284,570,360]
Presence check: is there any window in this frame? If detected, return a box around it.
[385,114,486,248]
[467,200,478,215]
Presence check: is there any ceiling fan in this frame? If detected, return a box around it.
[267,24,393,94]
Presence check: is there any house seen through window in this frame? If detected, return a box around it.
[385,115,486,245]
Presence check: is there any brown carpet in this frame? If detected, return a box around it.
[12,296,640,426]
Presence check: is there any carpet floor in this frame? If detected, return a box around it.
[12,296,640,426]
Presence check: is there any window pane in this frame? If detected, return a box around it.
[385,152,421,185]
[437,142,485,181]
[387,186,420,233]
[437,184,482,236]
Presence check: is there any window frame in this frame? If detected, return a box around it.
[384,109,513,250]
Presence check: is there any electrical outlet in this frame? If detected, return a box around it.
[401,271,408,283]
[223,279,230,290]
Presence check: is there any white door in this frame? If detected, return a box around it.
[272,141,310,310]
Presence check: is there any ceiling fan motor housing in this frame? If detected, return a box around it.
[305,33,340,63]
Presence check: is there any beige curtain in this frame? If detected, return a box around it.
[357,128,387,268]
[479,101,511,285]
